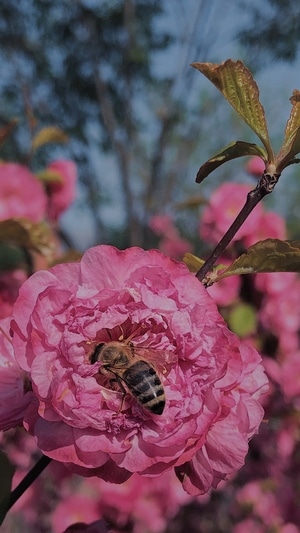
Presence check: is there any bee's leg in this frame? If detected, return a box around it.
[128,341,135,356]
[113,375,127,413]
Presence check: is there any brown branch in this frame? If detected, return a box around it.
[196,171,280,283]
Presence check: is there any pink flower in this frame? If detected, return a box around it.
[91,470,192,533]
[149,214,193,259]
[46,160,77,221]
[260,282,300,336]
[277,424,296,461]
[207,260,241,307]
[244,211,287,247]
[281,525,300,533]
[0,318,35,431]
[235,480,282,527]
[0,163,47,222]
[262,356,281,385]
[158,236,193,260]
[51,494,101,533]
[149,215,176,237]
[199,183,264,245]
[245,156,265,178]
[11,245,268,495]
[3,427,38,471]
[281,352,300,400]
[233,478,300,532]
[255,271,295,296]
[233,518,265,533]
[278,330,299,355]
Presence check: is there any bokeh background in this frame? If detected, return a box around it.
[2,2,300,532]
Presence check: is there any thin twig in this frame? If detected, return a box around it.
[5,454,52,514]
[196,172,280,283]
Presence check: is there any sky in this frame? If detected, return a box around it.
[59,0,300,248]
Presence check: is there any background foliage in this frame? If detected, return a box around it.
[2,1,300,532]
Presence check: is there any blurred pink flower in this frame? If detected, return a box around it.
[149,214,192,260]
[244,211,287,247]
[245,156,265,178]
[3,427,38,470]
[281,525,300,533]
[91,470,192,533]
[0,318,35,431]
[51,494,101,533]
[261,356,281,385]
[46,160,77,221]
[281,352,300,399]
[158,236,192,260]
[11,245,268,495]
[255,271,300,355]
[233,518,265,533]
[255,271,295,296]
[207,260,241,307]
[233,478,300,532]
[0,163,46,222]
[276,423,297,461]
[199,183,264,245]
[260,282,300,336]
[235,480,282,527]
[149,215,176,237]
[0,269,28,319]
[278,330,300,355]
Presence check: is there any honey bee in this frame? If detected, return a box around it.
[90,340,169,415]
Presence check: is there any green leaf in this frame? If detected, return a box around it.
[196,140,267,183]
[282,156,300,169]
[276,128,300,173]
[276,90,300,171]
[50,249,82,266]
[183,253,227,283]
[0,450,15,525]
[0,243,28,272]
[282,126,300,166]
[216,239,300,279]
[0,218,56,261]
[183,252,205,273]
[32,126,68,150]
[191,59,274,160]
[36,169,63,184]
[176,195,207,209]
[227,303,257,337]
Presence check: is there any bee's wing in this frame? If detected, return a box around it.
[132,346,177,374]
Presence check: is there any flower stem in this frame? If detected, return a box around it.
[6,454,52,513]
[196,172,280,283]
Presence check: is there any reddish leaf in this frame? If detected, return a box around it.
[196,140,267,183]
[192,60,274,160]
[216,239,300,280]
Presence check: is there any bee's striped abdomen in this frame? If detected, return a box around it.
[123,360,165,415]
